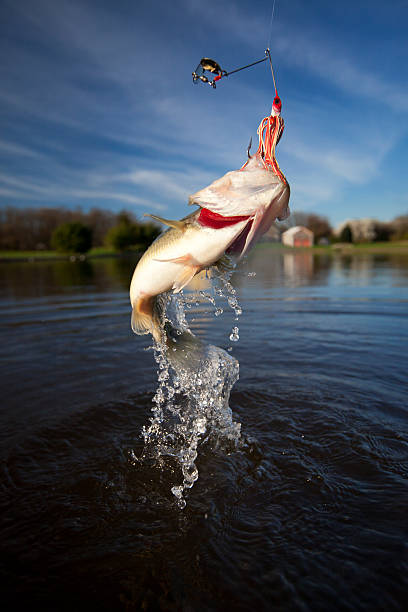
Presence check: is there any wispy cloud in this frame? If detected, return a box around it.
[0,139,43,159]
[0,169,167,211]
[288,139,380,185]
[275,33,408,114]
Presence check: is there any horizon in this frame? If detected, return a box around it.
[1,0,407,227]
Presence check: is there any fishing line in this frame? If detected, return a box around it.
[266,0,277,51]
[266,48,278,96]
[266,0,278,96]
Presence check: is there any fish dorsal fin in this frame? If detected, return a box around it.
[144,214,187,232]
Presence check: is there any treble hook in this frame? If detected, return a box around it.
[247,137,252,159]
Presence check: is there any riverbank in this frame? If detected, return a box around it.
[255,240,408,255]
[0,247,142,262]
[2,240,408,263]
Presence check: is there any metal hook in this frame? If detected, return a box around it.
[247,137,253,159]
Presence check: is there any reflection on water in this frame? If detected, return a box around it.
[240,248,408,290]
[2,250,408,299]
[0,256,135,299]
[1,248,408,611]
[283,251,315,285]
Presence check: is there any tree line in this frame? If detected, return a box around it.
[282,212,408,243]
[1,206,407,253]
[335,215,408,243]
[0,206,160,253]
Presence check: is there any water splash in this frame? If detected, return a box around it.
[135,264,243,509]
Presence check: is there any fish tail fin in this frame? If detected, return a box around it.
[132,293,206,366]
[131,295,163,343]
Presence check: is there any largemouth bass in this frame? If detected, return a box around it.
[129,210,248,342]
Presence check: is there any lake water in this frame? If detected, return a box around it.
[1,248,407,611]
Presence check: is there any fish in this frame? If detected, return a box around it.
[129,211,249,342]
[130,102,290,342]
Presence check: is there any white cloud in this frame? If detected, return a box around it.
[287,139,379,184]
[0,139,43,159]
[275,33,408,113]
[0,171,167,211]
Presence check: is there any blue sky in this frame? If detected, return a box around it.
[1,0,407,227]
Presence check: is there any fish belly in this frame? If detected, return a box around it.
[130,259,182,301]
[130,221,247,303]
[185,223,248,265]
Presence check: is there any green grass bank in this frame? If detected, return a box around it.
[2,241,408,263]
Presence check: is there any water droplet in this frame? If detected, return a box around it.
[171,485,183,498]
[194,418,207,434]
[183,464,198,483]
[229,326,239,342]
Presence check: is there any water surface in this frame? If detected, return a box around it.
[1,249,407,611]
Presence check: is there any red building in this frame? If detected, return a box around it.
[282,226,314,247]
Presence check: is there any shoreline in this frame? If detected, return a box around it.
[1,241,408,263]
[0,249,143,263]
[254,240,408,255]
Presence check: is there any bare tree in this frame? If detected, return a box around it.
[391,214,408,240]
[280,211,332,241]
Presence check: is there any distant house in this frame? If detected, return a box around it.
[335,218,377,242]
[282,226,314,247]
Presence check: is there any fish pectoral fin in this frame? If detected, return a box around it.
[152,254,201,293]
[172,264,200,293]
[154,254,196,264]
[144,214,187,232]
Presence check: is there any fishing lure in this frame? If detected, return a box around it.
[192,48,274,89]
